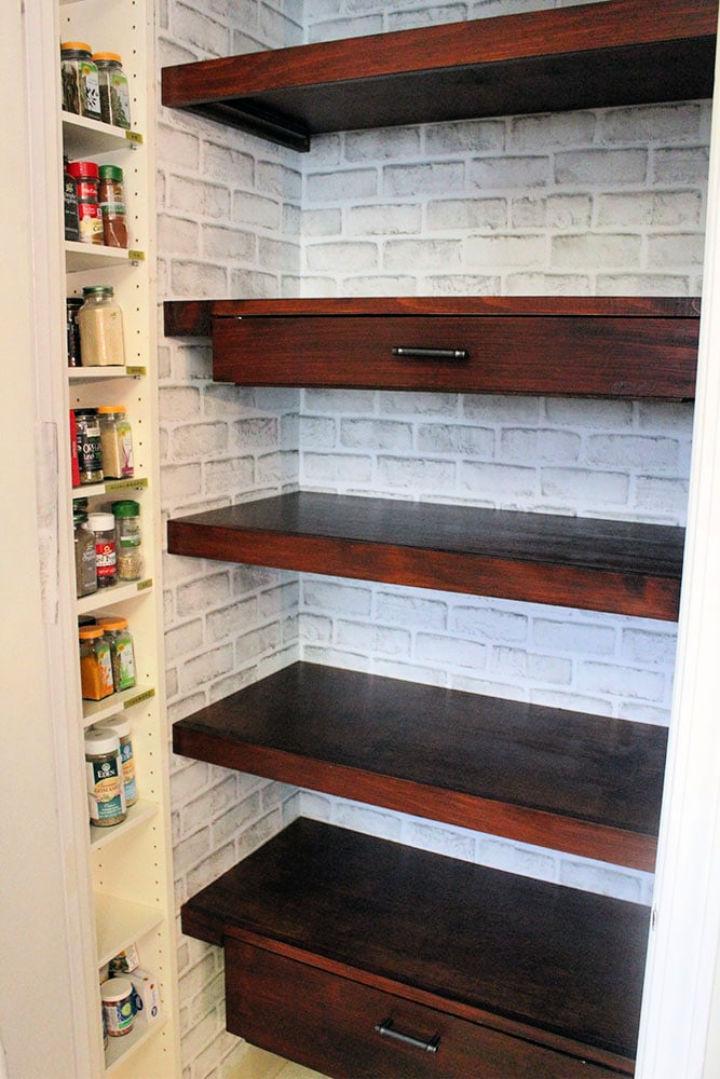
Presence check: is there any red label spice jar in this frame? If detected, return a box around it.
[67,161,103,245]
[87,512,117,588]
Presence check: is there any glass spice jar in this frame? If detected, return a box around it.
[74,408,103,485]
[63,158,80,242]
[97,716,138,806]
[74,510,97,598]
[79,627,115,701]
[87,512,117,588]
[84,729,126,827]
[60,42,101,119]
[67,162,103,245]
[66,297,83,367]
[93,53,132,129]
[97,618,137,694]
[77,286,125,366]
[101,203,127,249]
[112,500,143,581]
[98,165,125,205]
[98,407,134,479]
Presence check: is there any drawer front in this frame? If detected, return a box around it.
[224,939,628,1079]
[212,315,697,398]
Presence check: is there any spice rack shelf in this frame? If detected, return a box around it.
[174,660,666,870]
[68,365,146,382]
[65,240,145,272]
[76,578,153,616]
[89,799,159,851]
[82,685,156,728]
[61,111,143,156]
[105,1012,163,1074]
[160,0,717,151]
[94,893,164,968]
[72,475,149,500]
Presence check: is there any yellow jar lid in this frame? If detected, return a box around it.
[79,627,104,639]
[96,617,128,631]
[97,405,126,414]
[93,52,123,63]
[61,41,93,53]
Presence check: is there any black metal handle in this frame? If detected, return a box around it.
[392,346,468,361]
[374,1017,440,1054]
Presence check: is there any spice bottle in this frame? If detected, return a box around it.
[74,511,97,598]
[69,410,80,487]
[63,158,80,242]
[67,162,104,245]
[93,53,132,129]
[78,286,125,366]
[85,729,126,827]
[97,716,137,806]
[74,408,103,484]
[97,617,137,693]
[66,297,83,367]
[88,512,117,588]
[100,978,135,1036]
[79,627,114,701]
[98,165,125,205]
[60,43,101,119]
[98,407,134,479]
[99,166,128,248]
[112,500,143,581]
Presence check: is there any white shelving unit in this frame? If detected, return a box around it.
[24,0,180,1074]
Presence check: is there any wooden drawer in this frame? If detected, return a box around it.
[212,314,697,398]
[224,939,627,1079]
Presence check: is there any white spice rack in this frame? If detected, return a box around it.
[82,684,156,728]
[65,240,145,272]
[68,365,147,381]
[72,475,149,500]
[95,893,164,968]
[76,578,154,616]
[89,799,159,851]
[62,111,144,156]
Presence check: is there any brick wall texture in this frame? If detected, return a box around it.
[157,1,709,1075]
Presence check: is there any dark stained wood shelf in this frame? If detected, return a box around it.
[161,0,717,150]
[163,296,700,400]
[183,818,648,1072]
[173,661,666,870]
[167,491,684,620]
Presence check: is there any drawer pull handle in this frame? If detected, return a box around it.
[392,347,468,361]
[374,1017,440,1054]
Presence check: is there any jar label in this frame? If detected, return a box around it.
[102,994,135,1036]
[114,640,136,691]
[79,61,100,118]
[95,539,117,579]
[87,757,124,822]
[119,740,137,803]
[76,421,102,474]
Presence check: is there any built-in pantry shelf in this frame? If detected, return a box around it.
[161,0,717,150]
[173,661,666,870]
[167,491,684,620]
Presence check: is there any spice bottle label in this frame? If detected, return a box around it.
[79,61,101,117]
[119,423,134,477]
[97,641,115,694]
[96,539,117,580]
[115,640,136,691]
[120,741,137,803]
[87,757,124,822]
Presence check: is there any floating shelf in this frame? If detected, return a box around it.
[183,818,647,1072]
[65,241,145,272]
[164,296,700,400]
[82,685,156,728]
[95,893,164,968]
[90,800,159,852]
[77,578,153,616]
[161,0,717,150]
[167,492,683,620]
[62,111,144,156]
[173,661,666,869]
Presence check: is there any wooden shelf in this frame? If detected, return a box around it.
[161,0,717,150]
[167,492,683,620]
[182,818,648,1071]
[164,296,700,400]
[173,661,666,870]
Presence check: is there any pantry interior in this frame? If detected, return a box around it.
[8,0,720,1078]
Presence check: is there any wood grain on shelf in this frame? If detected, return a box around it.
[161,0,717,149]
[182,819,648,1069]
[173,661,666,870]
[167,492,684,620]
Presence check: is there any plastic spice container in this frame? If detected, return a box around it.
[94,53,132,129]
[74,511,97,598]
[60,43,101,119]
[74,408,103,484]
[113,500,143,581]
[66,297,83,367]
[97,716,137,806]
[67,162,104,245]
[98,406,134,479]
[77,286,125,366]
[100,978,135,1037]
[79,627,114,701]
[97,617,137,693]
[88,512,117,588]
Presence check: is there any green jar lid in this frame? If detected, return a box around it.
[99,165,124,182]
[112,500,140,517]
[82,285,113,296]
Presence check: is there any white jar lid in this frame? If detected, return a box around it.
[97,716,131,739]
[101,977,133,1003]
[88,513,116,532]
[85,729,120,756]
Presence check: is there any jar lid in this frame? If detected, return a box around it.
[112,500,140,517]
[85,729,120,757]
[99,165,124,181]
[100,978,133,1003]
[79,626,104,640]
[78,615,96,627]
[61,41,92,54]
[66,296,84,309]
[97,716,131,738]
[73,407,97,416]
[97,405,126,414]
[87,512,116,531]
[67,161,99,180]
[93,52,123,63]
[82,285,113,296]
[96,617,128,631]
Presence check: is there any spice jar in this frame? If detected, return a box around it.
[74,511,97,598]
[100,978,135,1036]
[66,297,83,367]
[77,286,125,366]
[97,617,137,694]
[63,158,80,242]
[79,627,114,701]
[88,512,117,588]
[112,500,143,581]
[74,408,103,485]
[99,167,128,248]
[60,43,101,119]
[98,165,125,205]
[67,162,104,245]
[69,411,80,487]
[97,716,137,806]
[98,407,134,479]
[85,729,126,827]
[93,54,132,129]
